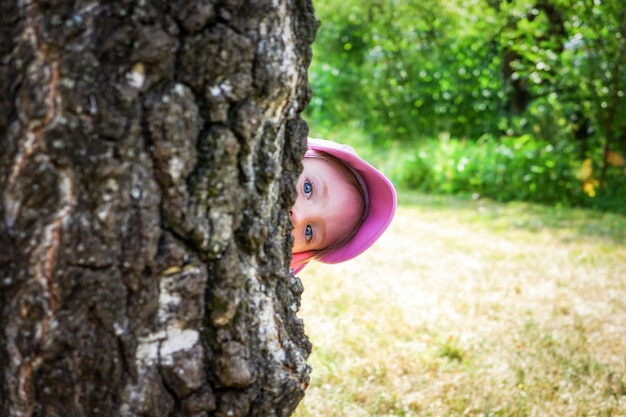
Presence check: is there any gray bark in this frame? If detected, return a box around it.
[0,1,318,416]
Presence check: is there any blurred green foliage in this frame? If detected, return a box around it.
[389,135,625,212]
[306,0,626,212]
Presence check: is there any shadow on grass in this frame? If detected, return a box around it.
[398,190,626,245]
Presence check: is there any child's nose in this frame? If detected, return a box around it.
[289,208,298,225]
[289,200,304,226]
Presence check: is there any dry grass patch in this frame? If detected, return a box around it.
[294,192,626,417]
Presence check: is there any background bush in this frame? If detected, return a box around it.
[306,0,626,213]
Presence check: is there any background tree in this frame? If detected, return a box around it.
[0,1,318,416]
[307,0,625,212]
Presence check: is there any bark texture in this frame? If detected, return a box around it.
[0,1,318,416]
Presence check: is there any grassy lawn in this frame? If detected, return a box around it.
[293,191,626,417]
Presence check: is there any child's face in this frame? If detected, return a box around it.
[291,158,363,254]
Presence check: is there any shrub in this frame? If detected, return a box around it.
[392,135,625,213]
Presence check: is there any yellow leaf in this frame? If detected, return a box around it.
[583,179,599,197]
[577,158,593,181]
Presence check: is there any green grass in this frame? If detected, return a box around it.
[398,193,626,245]
[293,190,626,417]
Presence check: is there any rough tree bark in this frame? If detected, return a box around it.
[0,1,318,416]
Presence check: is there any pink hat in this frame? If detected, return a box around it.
[305,137,397,264]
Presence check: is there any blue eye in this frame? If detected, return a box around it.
[305,225,313,242]
[303,180,313,198]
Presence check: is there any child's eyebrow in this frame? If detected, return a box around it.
[319,175,329,199]
[316,221,327,250]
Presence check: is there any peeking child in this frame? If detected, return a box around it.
[290,138,397,274]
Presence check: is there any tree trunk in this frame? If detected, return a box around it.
[0,1,318,416]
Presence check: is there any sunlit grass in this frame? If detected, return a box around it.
[293,191,626,417]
